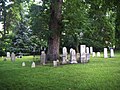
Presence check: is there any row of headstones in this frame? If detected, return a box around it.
[39,45,90,67]
[91,48,114,58]
[62,45,90,64]
[22,45,89,68]
[22,46,114,68]
[6,52,16,61]
[22,62,36,68]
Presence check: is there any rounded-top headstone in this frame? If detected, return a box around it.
[104,48,108,58]
[31,62,35,68]
[22,62,25,67]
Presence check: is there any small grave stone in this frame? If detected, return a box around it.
[70,48,73,61]
[104,48,108,58]
[86,47,89,54]
[62,47,68,64]
[40,51,46,65]
[70,49,77,64]
[53,61,57,67]
[110,48,114,58]
[97,52,100,57]
[11,52,15,62]
[22,62,25,67]
[31,62,35,68]
[86,53,90,61]
[7,52,10,58]
[90,47,93,54]
[92,52,96,57]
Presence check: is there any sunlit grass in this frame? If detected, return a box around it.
[0,53,120,90]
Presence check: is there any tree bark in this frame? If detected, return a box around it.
[47,0,63,61]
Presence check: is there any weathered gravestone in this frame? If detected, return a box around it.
[53,61,57,67]
[97,52,100,57]
[86,47,90,61]
[90,47,93,54]
[70,48,73,61]
[22,62,25,67]
[40,51,46,65]
[92,52,96,57]
[11,52,15,62]
[86,47,89,54]
[110,48,114,58]
[7,52,10,58]
[80,45,87,63]
[70,49,77,64]
[31,62,35,68]
[62,47,68,64]
[104,48,108,58]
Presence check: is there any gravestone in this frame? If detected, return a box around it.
[70,49,77,64]
[53,61,57,67]
[80,45,87,63]
[90,47,93,54]
[92,52,96,57]
[62,47,68,64]
[40,51,46,65]
[86,47,89,54]
[86,47,90,62]
[104,48,108,58]
[7,52,10,58]
[11,52,15,62]
[110,48,114,58]
[31,62,35,68]
[97,52,100,57]
[70,48,74,61]
[22,62,25,67]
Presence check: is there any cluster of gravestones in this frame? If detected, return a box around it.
[91,47,115,58]
[28,45,115,68]
[40,45,91,67]
[6,52,16,61]
[3,52,23,61]
[4,46,115,68]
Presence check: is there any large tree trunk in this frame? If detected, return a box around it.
[47,0,63,61]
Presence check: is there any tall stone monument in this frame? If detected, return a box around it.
[11,52,15,62]
[40,51,46,65]
[104,48,108,58]
[62,47,68,64]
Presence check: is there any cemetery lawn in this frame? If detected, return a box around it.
[0,54,120,90]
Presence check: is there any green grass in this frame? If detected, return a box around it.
[0,53,120,90]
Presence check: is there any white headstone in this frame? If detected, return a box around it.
[110,48,114,58]
[40,51,46,65]
[104,48,108,58]
[11,52,15,62]
[92,52,96,57]
[70,49,77,64]
[97,52,100,57]
[80,45,87,63]
[7,52,10,58]
[62,47,68,64]
[53,61,57,67]
[80,45,86,54]
[31,62,35,68]
[86,47,89,54]
[90,47,93,54]
[22,62,25,67]
[70,48,74,61]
